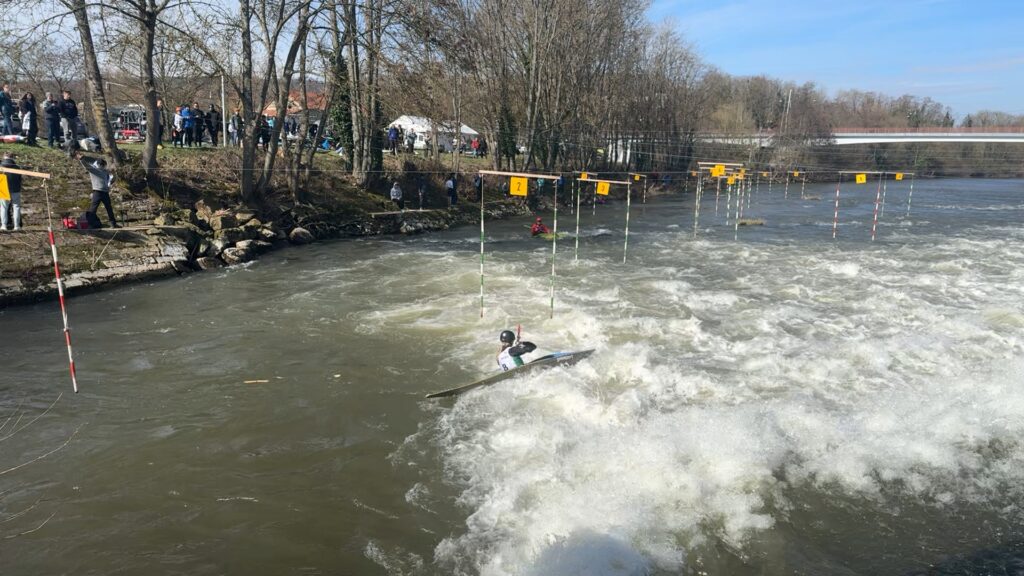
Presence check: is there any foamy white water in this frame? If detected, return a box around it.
[392,179,1024,574]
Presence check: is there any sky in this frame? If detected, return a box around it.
[646,0,1024,117]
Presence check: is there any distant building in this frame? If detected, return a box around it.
[261,91,328,118]
[387,115,479,152]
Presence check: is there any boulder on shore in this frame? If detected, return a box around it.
[221,246,255,265]
[195,256,225,270]
[289,227,315,244]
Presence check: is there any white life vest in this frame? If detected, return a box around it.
[497,347,523,371]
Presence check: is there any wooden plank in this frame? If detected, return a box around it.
[478,169,560,181]
[370,209,442,217]
[575,178,629,185]
[0,166,51,179]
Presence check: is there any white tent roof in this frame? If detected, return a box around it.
[388,115,478,136]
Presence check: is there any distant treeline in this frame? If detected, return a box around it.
[2,0,1021,204]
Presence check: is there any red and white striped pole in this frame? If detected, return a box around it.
[44,183,79,393]
[870,173,883,242]
[832,174,842,239]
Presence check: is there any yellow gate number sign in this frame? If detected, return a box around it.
[509,176,528,196]
[633,174,641,181]
[895,173,904,181]
[792,171,800,177]
[0,175,8,201]
[580,172,589,180]
[596,181,610,196]
[726,176,736,185]
[855,173,867,184]
[712,164,725,177]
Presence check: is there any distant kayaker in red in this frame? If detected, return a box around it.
[530,216,550,236]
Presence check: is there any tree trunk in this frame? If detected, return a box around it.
[344,0,365,184]
[238,0,258,203]
[140,6,159,180]
[69,0,121,167]
[256,2,310,196]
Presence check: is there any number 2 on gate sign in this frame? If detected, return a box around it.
[510,176,528,196]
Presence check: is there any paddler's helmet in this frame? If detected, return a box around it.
[535,217,543,222]
[499,330,516,344]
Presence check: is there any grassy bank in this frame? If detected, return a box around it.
[0,144,535,305]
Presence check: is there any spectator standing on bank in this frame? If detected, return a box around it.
[473,173,483,202]
[59,90,79,146]
[181,104,194,147]
[172,106,183,147]
[406,128,416,153]
[387,125,399,155]
[19,93,38,146]
[446,173,458,206]
[76,151,119,228]
[0,84,14,136]
[390,180,404,211]
[417,174,426,210]
[206,104,221,147]
[229,110,242,146]
[0,151,22,231]
[191,102,205,146]
[43,92,60,148]
[155,98,166,149]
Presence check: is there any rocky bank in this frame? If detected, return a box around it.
[0,198,531,306]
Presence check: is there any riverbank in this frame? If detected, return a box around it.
[0,145,537,306]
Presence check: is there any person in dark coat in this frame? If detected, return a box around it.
[59,90,79,147]
[155,98,166,148]
[206,104,221,147]
[191,101,205,146]
[19,93,38,145]
[0,84,14,136]
[43,92,61,147]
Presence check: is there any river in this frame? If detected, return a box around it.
[2,177,1023,575]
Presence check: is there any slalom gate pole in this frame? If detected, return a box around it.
[725,182,732,226]
[714,177,721,215]
[693,177,702,238]
[800,176,806,199]
[642,178,647,204]
[574,178,583,262]
[832,174,842,239]
[870,173,883,241]
[784,173,790,199]
[569,178,574,215]
[479,179,485,317]
[880,178,888,218]
[44,182,79,393]
[734,182,744,241]
[550,179,558,318]
[905,173,916,217]
[592,181,597,216]
[768,172,773,195]
[623,182,632,263]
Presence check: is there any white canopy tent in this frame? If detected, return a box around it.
[387,115,479,152]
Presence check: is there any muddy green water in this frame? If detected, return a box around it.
[2,178,1023,575]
